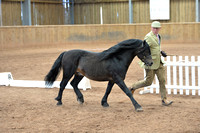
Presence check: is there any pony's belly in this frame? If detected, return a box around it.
[77,68,112,81]
[86,76,112,81]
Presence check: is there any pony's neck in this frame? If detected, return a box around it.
[121,49,137,68]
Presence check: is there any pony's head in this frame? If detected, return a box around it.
[137,40,153,66]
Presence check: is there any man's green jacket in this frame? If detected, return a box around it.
[142,31,165,69]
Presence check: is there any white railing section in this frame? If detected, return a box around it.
[0,72,91,91]
[143,56,200,96]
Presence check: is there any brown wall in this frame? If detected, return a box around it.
[0,22,200,50]
[1,0,197,26]
[2,1,22,26]
[73,0,196,24]
[1,0,70,26]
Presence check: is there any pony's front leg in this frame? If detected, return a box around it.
[114,77,143,112]
[101,81,114,107]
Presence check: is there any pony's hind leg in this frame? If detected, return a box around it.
[70,73,84,104]
[55,77,70,105]
[55,69,75,105]
[101,81,114,107]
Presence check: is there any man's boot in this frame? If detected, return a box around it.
[129,87,136,94]
[162,98,173,106]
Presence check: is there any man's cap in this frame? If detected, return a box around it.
[151,21,161,28]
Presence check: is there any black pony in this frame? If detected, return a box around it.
[45,39,153,112]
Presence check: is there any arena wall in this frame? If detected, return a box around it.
[0,22,200,50]
[1,0,197,26]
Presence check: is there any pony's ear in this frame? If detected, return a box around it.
[141,40,146,47]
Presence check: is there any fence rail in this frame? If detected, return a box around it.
[144,56,200,96]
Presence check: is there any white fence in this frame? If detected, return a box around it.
[143,56,200,96]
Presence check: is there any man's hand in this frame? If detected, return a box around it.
[161,51,167,57]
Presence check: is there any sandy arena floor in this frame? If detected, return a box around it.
[0,42,200,133]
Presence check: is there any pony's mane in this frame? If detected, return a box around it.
[99,39,143,60]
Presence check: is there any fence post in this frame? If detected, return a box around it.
[173,56,177,94]
[191,56,196,95]
[179,56,183,95]
[185,56,189,95]
[166,56,171,94]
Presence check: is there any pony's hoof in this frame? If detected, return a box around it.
[135,107,143,112]
[56,101,62,106]
[102,102,109,107]
[77,98,84,104]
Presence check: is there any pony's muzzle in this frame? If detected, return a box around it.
[145,61,153,66]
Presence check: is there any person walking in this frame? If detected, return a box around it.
[129,21,173,106]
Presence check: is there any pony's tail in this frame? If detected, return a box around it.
[45,52,65,87]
